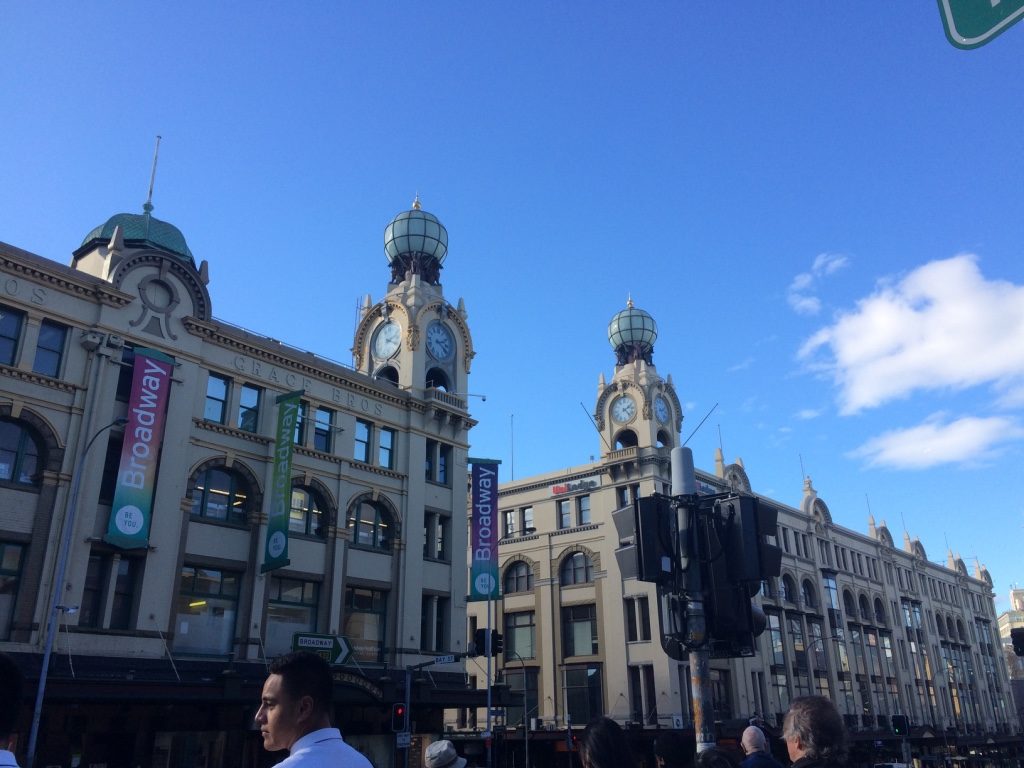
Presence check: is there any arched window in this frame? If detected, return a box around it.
[375,366,399,386]
[190,467,251,525]
[874,597,887,625]
[936,615,945,637]
[843,590,857,618]
[859,594,871,623]
[560,552,593,585]
[782,574,797,603]
[504,561,533,594]
[0,419,41,486]
[290,486,326,537]
[801,579,817,610]
[614,431,638,450]
[347,498,393,551]
[425,368,449,390]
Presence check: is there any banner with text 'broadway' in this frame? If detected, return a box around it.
[262,390,303,572]
[469,461,500,601]
[104,348,174,549]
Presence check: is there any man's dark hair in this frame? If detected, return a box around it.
[579,717,636,768]
[269,652,333,716]
[782,696,847,764]
[654,730,690,768]
[695,747,738,768]
[0,653,24,738]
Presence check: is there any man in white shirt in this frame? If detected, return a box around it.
[255,651,373,768]
[0,653,22,768]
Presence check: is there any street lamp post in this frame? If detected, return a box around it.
[26,416,128,768]
[507,650,529,768]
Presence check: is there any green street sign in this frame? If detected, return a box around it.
[292,633,352,665]
[938,0,1024,48]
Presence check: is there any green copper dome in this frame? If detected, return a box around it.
[608,299,658,365]
[79,205,194,265]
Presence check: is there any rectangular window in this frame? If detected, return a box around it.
[115,345,135,401]
[434,597,449,650]
[0,541,25,640]
[506,611,536,658]
[624,596,651,642]
[80,554,106,628]
[314,407,334,452]
[293,400,308,446]
[344,586,387,663]
[505,668,539,729]
[204,373,230,423]
[564,664,603,725]
[625,598,639,642]
[82,555,141,630]
[109,557,139,629]
[503,509,517,538]
[378,428,395,468]
[557,499,571,529]
[563,604,598,656]
[355,419,372,463]
[0,305,24,366]
[266,576,318,656]
[433,515,449,561]
[577,495,591,525]
[522,506,534,533]
[425,438,435,479]
[237,384,261,432]
[173,565,240,655]
[438,443,450,485]
[32,319,67,377]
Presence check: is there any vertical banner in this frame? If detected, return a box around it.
[469,459,501,601]
[262,390,303,572]
[105,348,174,549]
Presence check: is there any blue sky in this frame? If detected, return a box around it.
[3,4,1023,608]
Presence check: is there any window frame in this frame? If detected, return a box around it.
[560,552,594,585]
[0,305,24,366]
[355,419,372,463]
[237,383,261,432]
[347,498,393,551]
[0,419,41,488]
[32,318,68,377]
[204,372,230,424]
[189,466,251,527]
[313,406,334,452]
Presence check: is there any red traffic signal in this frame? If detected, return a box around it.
[391,702,407,732]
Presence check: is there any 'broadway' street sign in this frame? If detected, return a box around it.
[937,0,1024,48]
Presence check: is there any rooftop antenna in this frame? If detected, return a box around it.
[510,413,515,481]
[580,402,611,451]
[799,453,806,482]
[683,402,718,447]
[144,135,162,214]
[865,493,872,517]
[717,423,724,454]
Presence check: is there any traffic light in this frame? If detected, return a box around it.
[714,495,782,588]
[391,702,407,732]
[491,629,503,657]
[1012,627,1024,657]
[891,714,909,736]
[471,627,487,657]
[611,494,676,584]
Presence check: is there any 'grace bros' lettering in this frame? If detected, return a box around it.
[232,354,384,416]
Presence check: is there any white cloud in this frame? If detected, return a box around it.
[800,254,1024,414]
[787,252,849,316]
[796,408,822,420]
[848,413,1024,469]
[727,356,754,372]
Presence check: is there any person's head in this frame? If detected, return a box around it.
[579,717,635,768]
[425,740,467,768]
[255,652,334,752]
[0,653,23,742]
[695,747,737,768]
[782,696,847,764]
[741,726,767,756]
[654,730,689,768]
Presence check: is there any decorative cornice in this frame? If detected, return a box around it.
[193,417,273,444]
[0,244,133,307]
[347,460,406,481]
[182,317,422,412]
[295,445,344,464]
[0,364,78,394]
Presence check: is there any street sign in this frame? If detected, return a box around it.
[396,731,411,748]
[434,654,456,664]
[937,0,1024,49]
[292,633,352,665]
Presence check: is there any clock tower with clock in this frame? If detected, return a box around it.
[351,197,474,399]
[596,299,683,467]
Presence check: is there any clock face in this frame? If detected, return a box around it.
[611,395,637,423]
[373,320,401,358]
[655,395,670,423]
[426,321,454,360]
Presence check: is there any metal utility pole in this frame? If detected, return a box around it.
[671,447,716,754]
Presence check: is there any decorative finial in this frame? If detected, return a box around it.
[144,135,162,215]
[626,294,633,308]
[412,194,422,210]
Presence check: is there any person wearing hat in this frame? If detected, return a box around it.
[741,725,783,768]
[654,729,690,768]
[425,740,467,768]
[255,651,373,768]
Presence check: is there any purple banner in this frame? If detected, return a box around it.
[469,461,499,601]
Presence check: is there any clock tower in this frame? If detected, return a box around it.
[595,299,682,458]
[352,198,473,396]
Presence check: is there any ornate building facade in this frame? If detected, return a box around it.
[0,199,480,768]
[461,303,1017,766]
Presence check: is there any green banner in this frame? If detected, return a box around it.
[105,348,174,549]
[262,390,303,572]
